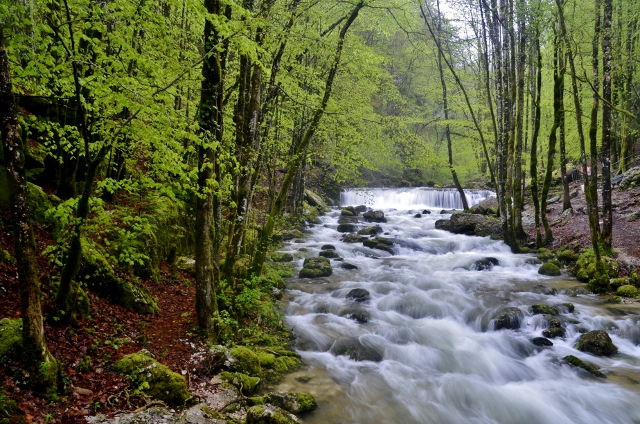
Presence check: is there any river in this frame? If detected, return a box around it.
[274,188,640,424]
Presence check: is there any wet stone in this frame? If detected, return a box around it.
[346,288,371,302]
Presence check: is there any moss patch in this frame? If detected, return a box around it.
[617,285,638,298]
[538,262,561,276]
[220,371,260,395]
[112,352,190,406]
[564,355,605,378]
[230,346,261,377]
[0,318,22,361]
[530,304,558,315]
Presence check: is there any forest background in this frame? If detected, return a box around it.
[1,0,640,421]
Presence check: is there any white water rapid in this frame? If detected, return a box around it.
[274,188,640,424]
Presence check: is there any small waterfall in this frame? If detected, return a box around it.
[340,187,495,210]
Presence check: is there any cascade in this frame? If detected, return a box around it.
[273,188,640,424]
[340,187,495,210]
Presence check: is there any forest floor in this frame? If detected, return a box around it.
[1,183,640,423]
[525,181,640,272]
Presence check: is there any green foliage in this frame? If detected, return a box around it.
[0,319,23,362]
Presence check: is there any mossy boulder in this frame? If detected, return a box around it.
[469,196,499,215]
[341,234,366,243]
[608,296,622,303]
[112,352,191,406]
[617,285,638,298]
[26,182,59,226]
[362,237,394,254]
[273,356,302,374]
[556,249,579,264]
[576,330,618,356]
[0,318,22,360]
[574,251,619,293]
[542,326,566,339]
[536,248,555,262]
[337,223,357,233]
[256,351,276,368]
[229,346,261,377]
[436,213,485,235]
[340,207,357,217]
[299,257,332,279]
[538,262,561,276]
[610,277,628,291]
[346,288,370,302]
[320,244,336,251]
[246,404,299,424]
[530,304,558,315]
[263,392,317,414]
[357,226,383,236]
[473,217,502,237]
[493,307,524,330]
[270,252,294,263]
[220,371,260,395]
[318,250,341,259]
[363,210,387,223]
[564,355,606,378]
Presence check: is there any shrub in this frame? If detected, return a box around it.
[617,285,638,298]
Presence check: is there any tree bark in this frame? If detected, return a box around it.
[530,32,543,247]
[1,29,60,397]
[601,0,613,248]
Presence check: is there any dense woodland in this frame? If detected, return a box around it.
[1,0,640,419]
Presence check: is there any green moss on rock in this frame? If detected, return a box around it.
[112,352,190,406]
[26,183,56,225]
[608,296,622,303]
[264,391,317,414]
[230,346,261,377]
[576,330,618,356]
[273,356,302,374]
[536,248,555,262]
[530,304,558,315]
[270,253,294,263]
[564,355,606,378]
[299,257,332,279]
[220,371,260,395]
[246,404,298,424]
[556,249,579,264]
[617,285,638,298]
[256,351,276,368]
[538,262,561,276]
[574,251,619,288]
[362,237,395,254]
[0,318,22,360]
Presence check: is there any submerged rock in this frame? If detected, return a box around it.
[363,210,387,223]
[493,307,524,330]
[531,304,559,315]
[338,306,370,323]
[330,337,383,362]
[531,337,553,347]
[362,237,395,254]
[531,285,557,296]
[472,257,499,271]
[346,288,371,302]
[299,257,332,278]
[357,226,383,236]
[576,330,618,356]
[319,250,341,259]
[564,355,606,378]
[339,262,358,270]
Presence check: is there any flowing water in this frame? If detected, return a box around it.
[274,188,640,424]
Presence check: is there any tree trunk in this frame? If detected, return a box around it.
[513,0,526,237]
[1,29,60,397]
[250,1,365,276]
[601,0,613,248]
[195,0,228,337]
[555,0,601,262]
[530,33,543,247]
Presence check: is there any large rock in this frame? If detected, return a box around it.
[346,288,371,302]
[362,237,395,254]
[263,392,317,414]
[473,217,502,237]
[538,262,561,276]
[337,223,357,233]
[330,337,383,362]
[436,213,486,236]
[246,404,299,424]
[112,352,191,406]
[341,233,366,243]
[530,304,558,315]
[541,315,565,338]
[469,196,499,215]
[357,226,383,236]
[564,355,606,378]
[304,189,327,209]
[576,330,618,356]
[493,307,524,330]
[299,257,332,278]
[619,166,640,189]
[363,210,387,223]
[229,346,262,377]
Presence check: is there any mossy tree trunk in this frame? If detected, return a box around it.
[600,0,613,249]
[1,29,60,397]
[530,32,543,247]
[195,0,229,337]
[513,0,526,237]
[541,29,564,244]
[250,1,365,276]
[556,0,602,262]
